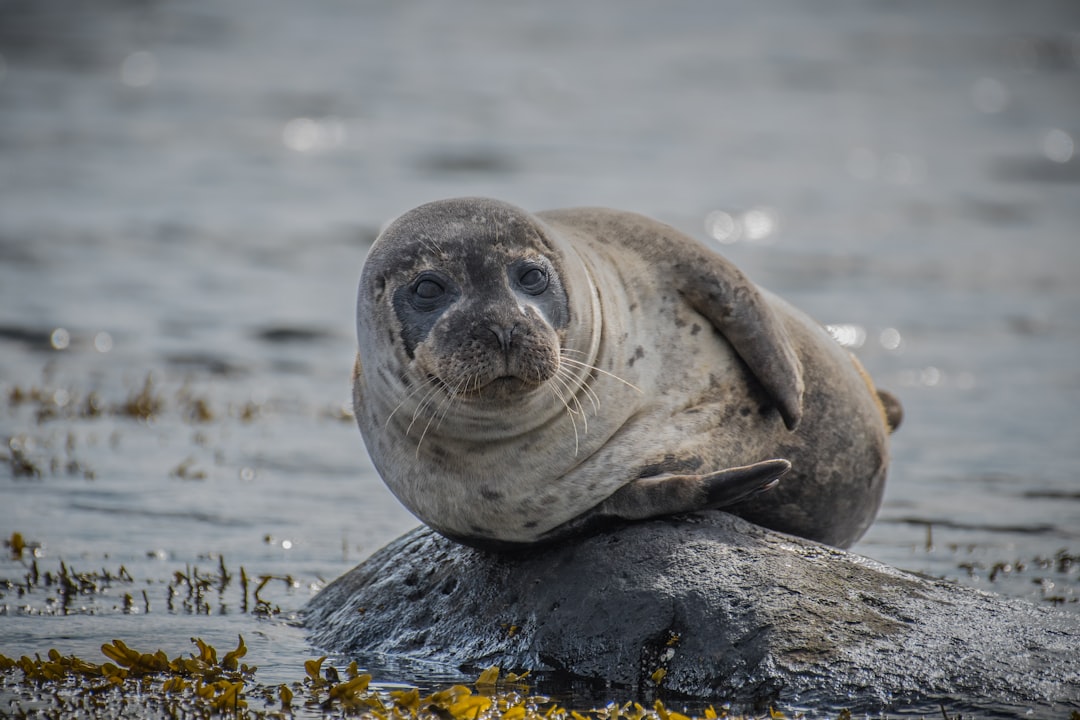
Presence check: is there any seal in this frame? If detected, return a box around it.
[353,197,900,549]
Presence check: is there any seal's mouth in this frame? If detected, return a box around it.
[442,374,540,402]
[477,375,532,396]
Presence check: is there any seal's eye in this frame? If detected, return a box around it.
[518,266,549,295]
[415,279,443,300]
[410,274,447,311]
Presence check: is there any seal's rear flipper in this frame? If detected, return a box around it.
[598,458,791,521]
[877,389,903,433]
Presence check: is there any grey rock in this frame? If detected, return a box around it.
[306,512,1080,714]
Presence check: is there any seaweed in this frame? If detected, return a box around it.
[0,640,796,719]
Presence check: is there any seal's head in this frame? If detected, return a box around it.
[356,198,596,431]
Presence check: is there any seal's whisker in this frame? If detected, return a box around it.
[419,237,443,257]
[555,351,602,412]
[432,374,468,433]
[546,383,580,456]
[416,376,464,457]
[560,362,601,414]
[551,375,587,442]
[551,368,590,446]
[385,375,440,428]
[396,377,441,432]
[551,365,591,426]
[406,377,445,439]
[560,356,644,394]
[410,379,443,426]
[559,348,602,363]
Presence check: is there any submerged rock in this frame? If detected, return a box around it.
[306,512,1080,713]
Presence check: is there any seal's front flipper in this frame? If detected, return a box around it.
[598,458,791,521]
[678,258,804,430]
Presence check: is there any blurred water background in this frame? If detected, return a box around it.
[1,0,1078,713]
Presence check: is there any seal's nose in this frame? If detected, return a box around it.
[486,323,519,352]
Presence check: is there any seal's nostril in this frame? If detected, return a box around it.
[487,324,513,352]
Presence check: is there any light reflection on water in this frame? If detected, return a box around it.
[1043,127,1075,163]
[704,206,778,245]
[282,116,349,153]
[1,0,1078,711]
[825,323,867,349]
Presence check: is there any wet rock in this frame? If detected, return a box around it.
[306,512,1080,714]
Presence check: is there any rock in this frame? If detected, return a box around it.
[305,512,1080,714]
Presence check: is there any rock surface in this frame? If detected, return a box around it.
[306,512,1080,714]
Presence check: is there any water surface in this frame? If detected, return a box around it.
[1,0,1078,714]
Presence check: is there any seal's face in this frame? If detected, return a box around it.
[392,245,567,402]
[359,198,574,411]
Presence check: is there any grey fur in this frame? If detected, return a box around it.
[354,198,897,548]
